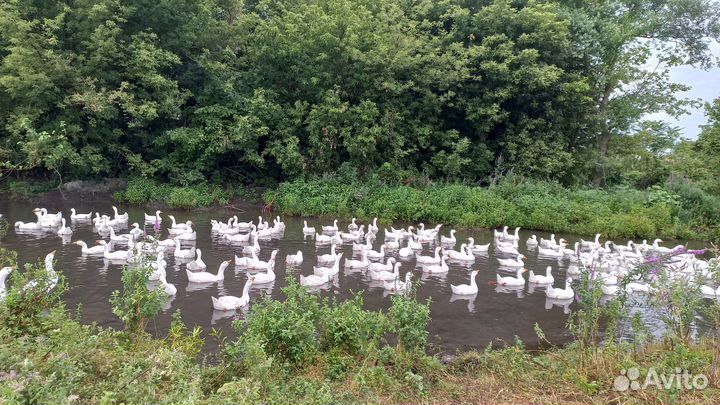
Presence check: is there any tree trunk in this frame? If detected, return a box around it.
[592,127,611,187]
[592,81,615,187]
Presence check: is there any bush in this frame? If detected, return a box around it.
[113,178,231,208]
[109,251,166,335]
[0,249,67,335]
[265,177,720,242]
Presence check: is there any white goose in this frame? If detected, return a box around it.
[144,210,163,224]
[0,267,12,301]
[173,238,196,259]
[112,206,129,222]
[368,257,395,272]
[128,223,144,239]
[423,256,449,274]
[303,220,316,234]
[497,268,526,286]
[147,235,176,247]
[496,243,520,255]
[369,217,379,233]
[580,233,601,249]
[467,237,490,253]
[322,219,339,233]
[14,208,43,230]
[344,251,369,269]
[540,234,558,248]
[416,247,443,265]
[24,251,58,292]
[348,218,359,232]
[286,251,303,265]
[223,232,251,243]
[538,244,564,257]
[370,262,401,281]
[186,248,207,271]
[98,240,130,261]
[73,240,105,255]
[149,253,167,281]
[70,208,92,220]
[108,227,131,244]
[187,260,231,283]
[365,245,386,260]
[398,243,415,258]
[446,244,475,262]
[503,227,521,241]
[497,254,526,267]
[529,266,554,284]
[57,218,73,235]
[301,272,330,287]
[175,222,197,241]
[440,229,457,246]
[383,272,412,294]
[168,215,188,230]
[252,261,276,284]
[314,253,343,278]
[315,233,341,245]
[212,277,254,310]
[545,278,574,300]
[408,235,423,250]
[494,226,509,239]
[157,274,177,296]
[242,234,261,255]
[317,244,340,265]
[451,270,479,295]
[526,235,538,246]
[248,250,279,270]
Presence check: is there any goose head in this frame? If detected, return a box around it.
[0,266,12,280]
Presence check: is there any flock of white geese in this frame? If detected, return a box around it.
[2,206,714,314]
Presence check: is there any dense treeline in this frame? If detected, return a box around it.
[0,0,718,191]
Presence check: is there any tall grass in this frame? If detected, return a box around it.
[265,177,720,241]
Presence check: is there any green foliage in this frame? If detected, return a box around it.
[113,177,231,208]
[109,252,165,335]
[267,176,720,241]
[234,280,396,367]
[0,217,8,240]
[0,249,67,335]
[1,178,57,198]
[2,0,715,187]
[388,293,431,351]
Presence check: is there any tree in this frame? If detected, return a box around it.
[561,0,720,186]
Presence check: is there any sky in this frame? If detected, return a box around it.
[647,41,720,139]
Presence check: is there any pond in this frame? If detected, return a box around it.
[1,192,706,355]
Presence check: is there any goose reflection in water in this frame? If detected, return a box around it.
[494,284,525,298]
[545,297,573,314]
[450,293,478,313]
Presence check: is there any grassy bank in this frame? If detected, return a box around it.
[264,178,720,242]
[2,248,720,404]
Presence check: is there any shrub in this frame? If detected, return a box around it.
[109,251,166,335]
[0,249,67,335]
[265,178,720,242]
[388,294,431,352]
[114,178,231,208]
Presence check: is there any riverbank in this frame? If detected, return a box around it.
[1,256,718,405]
[3,176,719,242]
[264,178,720,243]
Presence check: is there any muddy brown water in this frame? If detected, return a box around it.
[0,193,706,356]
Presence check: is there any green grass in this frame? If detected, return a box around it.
[113,178,232,209]
[264,178,720,242]
[1,273,719,404]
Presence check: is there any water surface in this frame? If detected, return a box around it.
[3,193,701,355]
